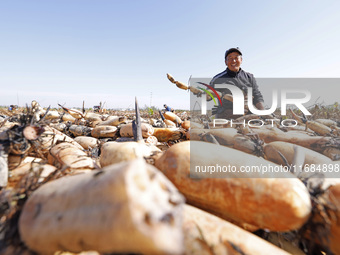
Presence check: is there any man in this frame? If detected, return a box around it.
[164,104,174,112]
[209,47,265,119]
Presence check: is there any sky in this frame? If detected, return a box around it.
[1,0,340,110]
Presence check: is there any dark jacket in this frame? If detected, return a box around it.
[210,68,264,112]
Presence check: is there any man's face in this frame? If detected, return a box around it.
[225,52,242,72]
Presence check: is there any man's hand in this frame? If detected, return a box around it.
[206,90,222,101]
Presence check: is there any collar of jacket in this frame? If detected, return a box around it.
[226,67,242,77]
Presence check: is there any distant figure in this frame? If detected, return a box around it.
[8,105,16,111]
[164,104,174,112]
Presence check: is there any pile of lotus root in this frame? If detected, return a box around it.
[0,98,339,255]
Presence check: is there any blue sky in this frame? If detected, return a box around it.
[1,1,340,110]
